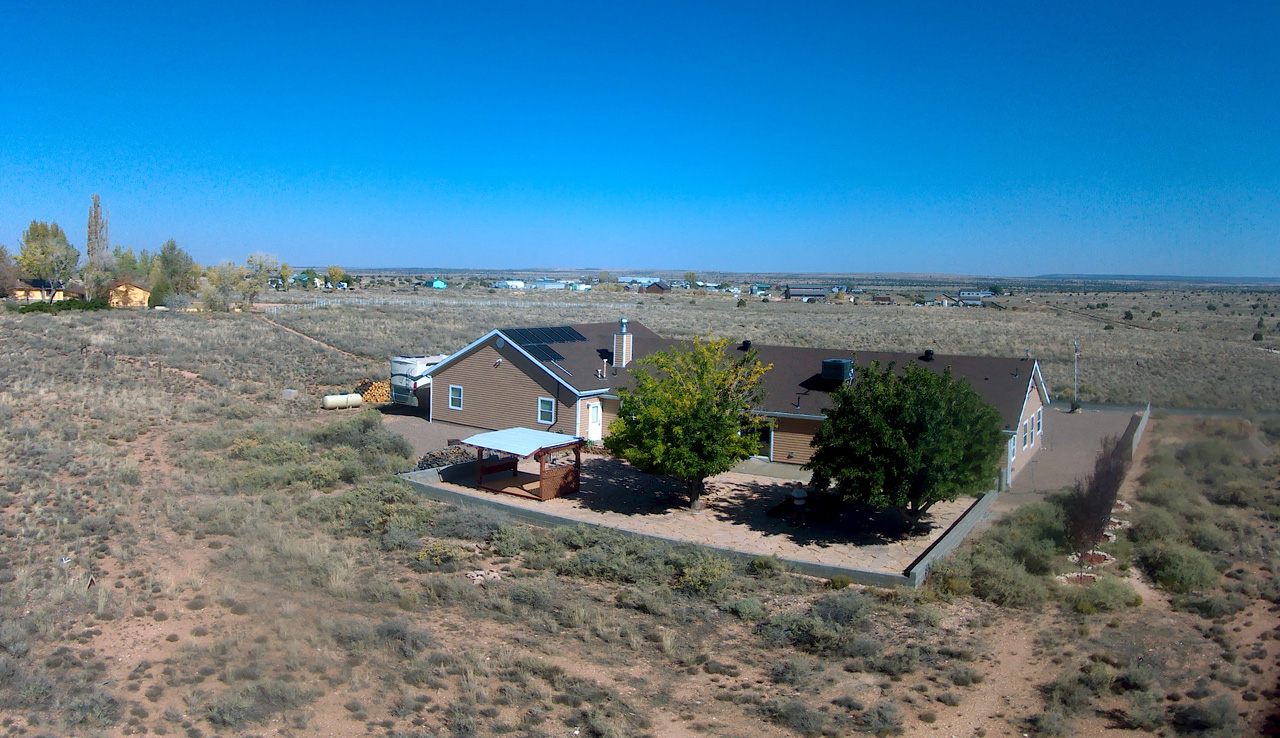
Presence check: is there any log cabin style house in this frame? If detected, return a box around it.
[423,319,1050,487]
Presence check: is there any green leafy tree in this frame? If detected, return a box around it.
[278,262,292,291]
[147,279,173,308]
[0,245,16,297]
[684,271,699,285]
[805,360,1005,529]
[157,239,198,294]
[16,221,79,302]
[302,267,318,289]
[604,338,771,509]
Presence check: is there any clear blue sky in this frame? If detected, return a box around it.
[2,2,1276,276]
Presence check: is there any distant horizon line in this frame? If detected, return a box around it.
[326,268,1280,285]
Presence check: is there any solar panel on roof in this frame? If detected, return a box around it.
[501,325,587,345]
[524,344,565,362]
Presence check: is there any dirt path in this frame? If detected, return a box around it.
[256,313,380,362]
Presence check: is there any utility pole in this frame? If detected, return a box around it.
[1073,336,1080,410]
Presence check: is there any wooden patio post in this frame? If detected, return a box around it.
[476,446,483,487]
[573,445,582,494]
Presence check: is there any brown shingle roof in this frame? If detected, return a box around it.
[471,320,1043,430]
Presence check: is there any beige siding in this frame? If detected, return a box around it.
[1008,379,1045,482]
[600,398,620,436]
[772,417,822,465]
[109,285,150,307]
[430,340,577,434]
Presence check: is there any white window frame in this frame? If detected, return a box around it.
[1036,408,1043,435]
[448,385,463,410]
[537,397,556,425]
[1010,434,1017,461]
[1023,420,1031,449]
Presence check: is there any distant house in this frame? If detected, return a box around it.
[13,279,85,303]
[424,319,1049,487]
[926,294,958,307]
[533,278,568,290]
[641,281,671,294]
[107,278,151,308]
[493,280,526,289]
[431,279,448,289]
[784,285,829,301]
[871,295,893,305]
[959,290,992,307]
[617,276,662,286]
[570,283,593,291]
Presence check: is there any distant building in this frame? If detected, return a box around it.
[926,294,958,307]
[642,281,672,294]
[871,295,893,305]
[431,279,448,289]
[784,285,830,301]
[958,290,991,307]
[493,280,526,289]
[532,278,568,290]
[107,278,151,308]
[617,276,662,286]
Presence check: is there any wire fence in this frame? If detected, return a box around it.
[263,297,644,313]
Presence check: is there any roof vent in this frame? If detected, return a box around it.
[618,318,629,334]
[821,359,854,383]
[923,349,935,362]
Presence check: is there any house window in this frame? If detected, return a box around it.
[1023,420,1031,449]
[1036,409,1043,435]
[537,397,555,425]
[448,385,463,410]
[1010,434,1017,461]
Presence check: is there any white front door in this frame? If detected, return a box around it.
[587,402,602,441]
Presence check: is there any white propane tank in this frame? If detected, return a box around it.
[321,393,363,410]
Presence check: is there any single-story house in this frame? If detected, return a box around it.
[107,278,151,307]
[431,279,448,289]
[784,285,829,301]
[12,280,86,303]
[641,281,672,294]
[870,295,893,305]
[493,280,526,289]
[926,294,958,307]
[423,319,1049,487]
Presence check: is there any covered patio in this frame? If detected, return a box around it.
[461,427,585,501]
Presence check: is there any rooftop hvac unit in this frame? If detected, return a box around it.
[821,359,854,383]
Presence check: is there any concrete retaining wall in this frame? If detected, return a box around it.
[400,467,1000,590]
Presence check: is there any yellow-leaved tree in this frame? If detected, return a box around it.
[605,338,771,510]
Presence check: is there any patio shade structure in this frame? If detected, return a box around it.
[460,428,585,501]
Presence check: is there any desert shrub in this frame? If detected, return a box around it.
[1138,542,1219,593]
[205,680,316,728]
[328,618,377,649]
[431,506,509,541]
[826,574,853,589]
[1066,578,1142,613]
[1204,479,1261,508]
[488,523,536,556]
[724,597,765,620]
[299,479,435,539]
[1129,507,1184,546]
[614,587,673,616]
[1187,521,1231,553]
[673,551,735,596]
[769,656,815,685]
[1031,707,1071,736]
[0,621,30,657]
[970,548,1049,608]
[1172,591,1249,619]
[950,665,983,687]
[1122,689,1165,730]
[63,689,120,727]
[760,612,851,657]
[749,555,786,577]
[811,589,872,628]
[867,646,923,677]
[1115,663,1160,692]
[761,700,826,736]
[1170,695,1238,736]
[310,408,412,472]
[416,540,470,567]
[858,702,903,735]
[375,618,435,658]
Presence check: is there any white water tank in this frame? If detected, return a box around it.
[322,393,363,410]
